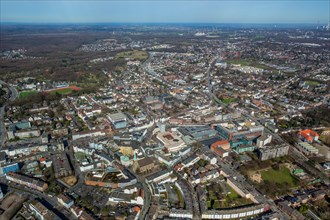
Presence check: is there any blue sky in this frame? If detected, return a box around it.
[1,1,329,24]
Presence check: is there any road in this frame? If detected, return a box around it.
[0,80,18,147]
[176,172,201,220]
[0,178,76,219]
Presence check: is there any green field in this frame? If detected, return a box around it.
[222,97,238,104]
[19,90,37,98]
[115,50,148,60]
[261,167,297,187]
[75,152,87,161]
[305,80,320,86]
[227,186,240,200]
[206,183,252,209]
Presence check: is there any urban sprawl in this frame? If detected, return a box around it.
[0,23,330,220]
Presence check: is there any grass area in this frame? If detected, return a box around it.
[305,80,320,86]
[206,182,252,209]
[75,152,87,160]
[227,186,240,200]
[222,97,238,104]
[115,50,148,60]
[19,90,37,98]
[227,59,252,66]
[261,167,297,187]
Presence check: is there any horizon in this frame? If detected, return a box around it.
[1,1,329,24]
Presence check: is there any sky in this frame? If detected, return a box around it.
[1,0,329,24]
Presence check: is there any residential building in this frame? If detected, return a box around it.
[299,129,319,143]
[0,162,19,176]
[29,200,59,220]
[52,153,73,178]
[5,172,48,192]
[57,194,74,209]
[257,144,289,161]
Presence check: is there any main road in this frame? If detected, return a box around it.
[0,80,18,147]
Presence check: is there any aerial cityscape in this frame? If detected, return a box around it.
[0,1,329,220]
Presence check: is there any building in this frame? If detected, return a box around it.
[108,191,144,206]
[297,142,319,155]
[156,131,186,152]
[29,200,59,220]
[107,112,127,129]
[215,119,264,141]
[0,186,3,199]
[299,129,319,143]
[84,168,137,189]
[144,96,159,105]
[201,204,267,219]
[52,153,73,178]
[132,157,157,174]
[169,209,193,219]
[119,145,134,157]
[72,130,106,141]
[211,146,229,158]
[3,144,48,157]
[231,138,255,154]
[120,156,131,167]
[256,134,272,148]
[0,151,6,164]
[146,169,174,183]
[0,163,19,176]
[57,194,74,209]
[5,172,48,192]
[6,121,32,139]
[211,140,230,157]
[211,140,231,150]
[180,155,200,169]
[257,144,289,161]
[178,126,218,141]
[277,201,305,220]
